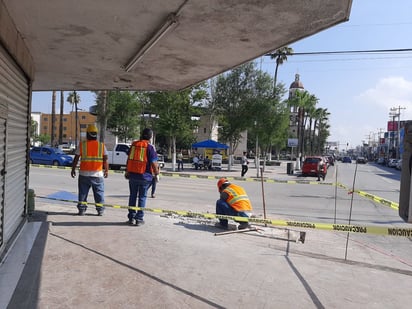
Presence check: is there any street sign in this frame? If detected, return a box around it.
[288,138,298,147]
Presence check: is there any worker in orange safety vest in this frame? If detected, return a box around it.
[216,178,253,230]
[71,124,108,216]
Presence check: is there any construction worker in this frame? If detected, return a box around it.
[125,128,160,226]
[71,124,108,216]
[216,178,253,230]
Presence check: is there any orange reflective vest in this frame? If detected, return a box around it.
[127,140,149,174]
[80,140,104,172]
[222,184,252,212]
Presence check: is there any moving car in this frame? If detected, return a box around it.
[342,156,352,163]
[30,146,73,166]
[301,156,327,180]
[356,157,367,164]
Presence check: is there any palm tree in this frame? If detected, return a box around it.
[310,108,330,154]
[314,108,331,153]
[289,91,318,157]
[301,94,317,156]
[270,46,293,95]
[67,91,81,148]
[59,91,64,145]
[51,91,56,146]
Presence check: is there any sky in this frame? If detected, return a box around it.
[31,0,412,150]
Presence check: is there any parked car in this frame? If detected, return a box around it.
[30,146,73,166]
[107,143,130,170]
[377,157,386,165]
[356,157,367,164]
[301,156,327,180]
[342,156,352,163]
[58,143,76,154]
[396,159,402,170]
[387,158,398,168]
[157,154,165,168]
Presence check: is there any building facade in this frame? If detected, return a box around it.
[39,111,97,145]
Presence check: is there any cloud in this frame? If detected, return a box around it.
[329,77,412,148]
[356,76,412,119]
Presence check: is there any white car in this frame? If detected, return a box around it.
[157,154,165,168]
[387,159,398,168]
[396,159,402,170]
[58,143,76,154]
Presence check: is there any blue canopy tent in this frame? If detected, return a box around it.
[191,139,228,170]
[191,139,229,149]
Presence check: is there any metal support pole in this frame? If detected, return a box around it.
[256,134,259,178]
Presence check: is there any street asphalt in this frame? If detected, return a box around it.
[1,162,412,309]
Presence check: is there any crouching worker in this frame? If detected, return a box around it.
[216,178,253,230]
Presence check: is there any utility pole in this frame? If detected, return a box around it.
[390,106,406,159]
[364,134,371,160]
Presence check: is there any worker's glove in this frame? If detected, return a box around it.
[124,172,129,180]
[155,174,160,182]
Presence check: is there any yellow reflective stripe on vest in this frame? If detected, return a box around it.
[81,141,103,162]
[225,187,250,205]
[129,145,146,162]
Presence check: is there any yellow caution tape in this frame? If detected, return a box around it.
[338,183,399,210]
[35,195,412,238]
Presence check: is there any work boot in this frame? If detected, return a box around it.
[127,219,136,226]
[238,222,251,230]
[215,221,228,230]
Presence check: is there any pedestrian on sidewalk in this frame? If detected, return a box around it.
[193,155,200,170]
[216,178,252,230]
[177,150,184,171]
[241,152,249,177]
[71,124,108,216]
[125,128,160,226]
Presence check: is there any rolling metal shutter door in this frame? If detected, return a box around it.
[0,44,29,252]
[0,113,5,249]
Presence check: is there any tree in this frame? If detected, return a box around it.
[308,107,329,154]
[143,83,208,171]
[270,46,293,95]
[38,134,50,146]
[313,108,331,153]
[245,70,287,165]
[105,91,141,142]
[288,90,318,158]
[67,91,81,148]
[212,62,276,170]
[93,90,110,142]
[59,91,64,144]
[30,117,38,145]
[51,91,56,146]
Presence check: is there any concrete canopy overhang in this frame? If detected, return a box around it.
[1,0,352,91]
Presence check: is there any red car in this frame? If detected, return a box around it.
[301,156,327,180]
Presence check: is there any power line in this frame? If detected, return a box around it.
[266,48,412,57]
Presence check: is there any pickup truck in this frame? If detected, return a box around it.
[107,143,165,170]
[107,143,130,170]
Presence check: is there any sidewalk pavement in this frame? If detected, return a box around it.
[1,163,412,309]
